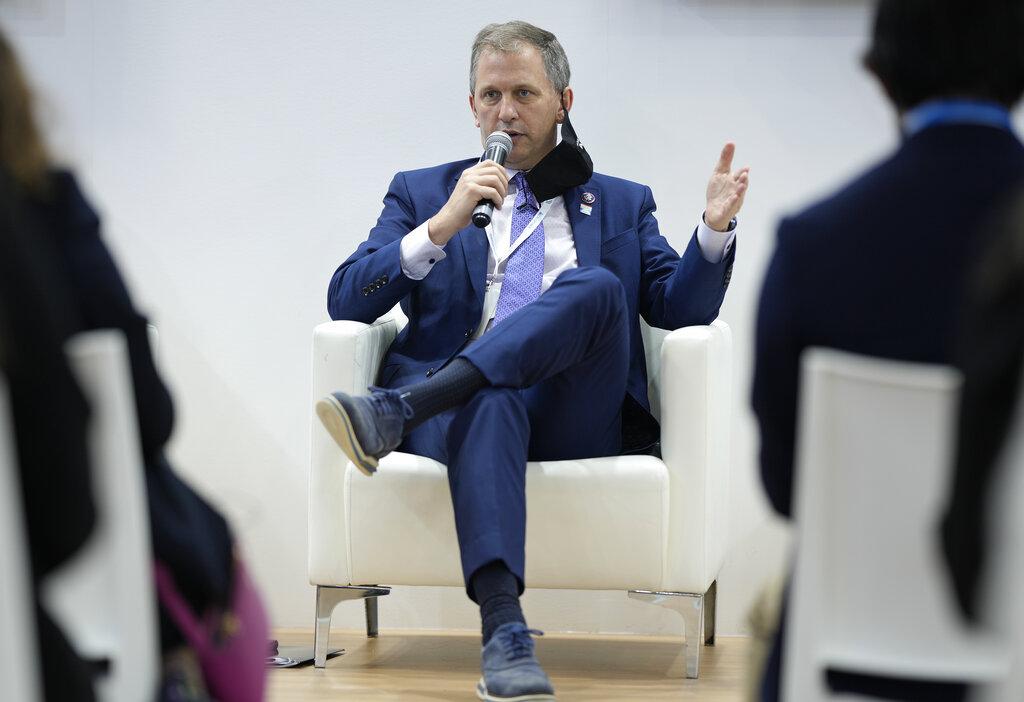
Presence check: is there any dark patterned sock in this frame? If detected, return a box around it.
[396,357,487,435]
[470,560,526,644]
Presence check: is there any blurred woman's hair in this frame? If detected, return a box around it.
[0,28,50,193]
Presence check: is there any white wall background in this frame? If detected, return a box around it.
[6,0,1020,637]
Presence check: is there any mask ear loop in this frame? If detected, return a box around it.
[559,93,576,142]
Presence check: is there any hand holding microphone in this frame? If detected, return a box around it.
[426,131,511,245]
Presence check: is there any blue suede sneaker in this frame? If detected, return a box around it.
[315,386,413,476]
[477,622,556,702]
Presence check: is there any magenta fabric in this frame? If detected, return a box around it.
[154,556,269,702]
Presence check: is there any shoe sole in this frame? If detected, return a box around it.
[315,395,378,477]
[476,679,556,702]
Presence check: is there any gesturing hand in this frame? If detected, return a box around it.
[704,142,750,232]
[427,160,509,245]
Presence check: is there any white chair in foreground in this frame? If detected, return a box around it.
[309,310,732,679]
[41,330,159,702]
[782,348,1008,702]
[0,378,43,702]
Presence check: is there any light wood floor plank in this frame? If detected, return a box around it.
[269,628,751,701]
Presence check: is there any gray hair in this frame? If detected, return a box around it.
[470,21,571,96]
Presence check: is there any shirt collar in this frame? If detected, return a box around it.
[902,98,1013,138]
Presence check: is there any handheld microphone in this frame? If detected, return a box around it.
[471,130,514,228]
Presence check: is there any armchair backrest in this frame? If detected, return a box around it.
[783,348,1006,701]
[641,321,669,423]
[391,304,409,332]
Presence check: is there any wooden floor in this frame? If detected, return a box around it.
[268,628,751,701]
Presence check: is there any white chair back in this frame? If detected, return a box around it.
[147,323,160,366]
[42,330,159,702]
[0,378,43,702]
[783,348,1007,702]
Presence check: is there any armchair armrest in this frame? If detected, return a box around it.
[308,316,399,585]
[659,320,732,592]
[311,316,400,399]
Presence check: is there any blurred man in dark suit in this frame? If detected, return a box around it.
[752,1,1024,700]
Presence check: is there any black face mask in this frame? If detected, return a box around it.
[525,105,594,202]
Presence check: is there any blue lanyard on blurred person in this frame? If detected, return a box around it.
[902,99,1013,137]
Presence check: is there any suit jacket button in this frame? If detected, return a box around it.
[361,286,369,295]
[382,274,389,284]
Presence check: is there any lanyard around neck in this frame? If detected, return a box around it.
[485,197,554,267]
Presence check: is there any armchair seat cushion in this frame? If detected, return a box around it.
[345,453,668,590]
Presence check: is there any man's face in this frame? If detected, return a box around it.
[470,45,568,171]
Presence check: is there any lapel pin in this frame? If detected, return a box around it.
[580,192,595,216]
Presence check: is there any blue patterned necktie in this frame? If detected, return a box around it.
[493,172,545,325]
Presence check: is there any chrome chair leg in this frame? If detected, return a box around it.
[628,580,717,679]
[703,580,717,645]
[314,585,391,668]
[365,596,379,638]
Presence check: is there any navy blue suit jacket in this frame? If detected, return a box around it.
[328,158,734,430]
[753,124,1024,518]
[23,171,174,462]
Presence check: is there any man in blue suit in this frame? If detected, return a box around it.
[752,1,1024,700]
[319,21,748,701]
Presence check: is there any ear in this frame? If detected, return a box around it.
[469,93,480,128]
[558,87,574,122]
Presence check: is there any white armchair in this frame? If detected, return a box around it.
[308,311,732,678]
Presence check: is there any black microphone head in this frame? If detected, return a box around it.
[485,130,513,160]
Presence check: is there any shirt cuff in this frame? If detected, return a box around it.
[696,213,737,264]
[399,222,447,280]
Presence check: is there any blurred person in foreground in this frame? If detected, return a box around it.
[0,25,266,702]
[942,187,1024,702]
[751,1,1024,700]
[318,20,748,701]
[0,138,97,702]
